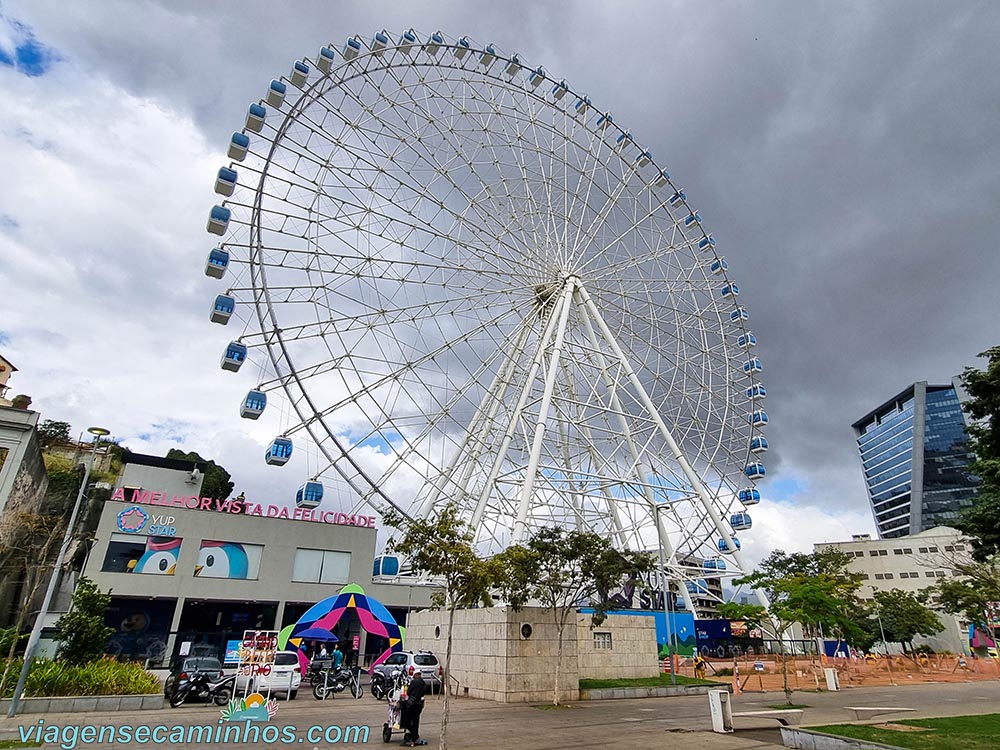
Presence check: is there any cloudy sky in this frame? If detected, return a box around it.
[2,1,998,565]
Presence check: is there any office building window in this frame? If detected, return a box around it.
[893,549,904,555]
[928,546,939,553]
[293,548,351,584]
[869,551,879,557]
[854,551,865,558]
[874,573,885,580]
[195,541,264,580]
[903,548,913,554]
[102,534,181,575]
[883,573,894,579]
[925,571,937,578]
[878,549,888,556]
[919,547,928,553]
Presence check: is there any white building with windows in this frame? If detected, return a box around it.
[816,526,969,654]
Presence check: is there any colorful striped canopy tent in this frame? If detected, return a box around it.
[277,583,405,672]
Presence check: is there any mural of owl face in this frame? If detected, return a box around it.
[195,541,249,578]
[129,537,181,575]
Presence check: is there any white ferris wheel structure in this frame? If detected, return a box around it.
[203,30,771,613]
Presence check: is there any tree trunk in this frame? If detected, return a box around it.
[439,601,457,750]
[780,636,792,706]
[552,612,565,707]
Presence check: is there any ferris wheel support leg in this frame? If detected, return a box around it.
[512,280,577,545]
[577,286,761,607]
[555,409,586,533]
[573,288,687,575]
[419,321,534,519]
[561,371,630,546]
[471,290,569,531]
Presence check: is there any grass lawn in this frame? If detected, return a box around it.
[579,674,721,690]
[810,714,1000,750]
[0,742,40,749]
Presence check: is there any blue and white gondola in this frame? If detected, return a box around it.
[245,103,266,133]
[205,248,230,279]
[215,167,237,197]
[266,79,286,108]
[730,512,753,531]
[739,488,761,506]
[744,462,766,480]
[207,205,231,236]
[210,294,235,325]
[228,132,250,161]
[220,341,247,372]
[240,390,267,419]
[265,437,293,466]
[749,436,768,453]
[295,480,324,509]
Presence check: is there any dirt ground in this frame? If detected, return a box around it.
[685,653,1000,692]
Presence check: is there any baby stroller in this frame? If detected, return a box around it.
[381,670,410,743]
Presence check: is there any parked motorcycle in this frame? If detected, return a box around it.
[369,668,406,701]
[312,666,363,700]
[169,670,236,708]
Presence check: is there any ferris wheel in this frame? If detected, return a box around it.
[202,30,770,612]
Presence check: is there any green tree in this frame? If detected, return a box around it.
[53,577,114,665]
[37,420,71,449]
[164,449,234,500]
[384,505,499,750]
[737,550,863,705]
[868,589,941,654]
[0,513,63,694]
[957,346,1000,561]
[926,556,1000,644]
[495,527,655,706]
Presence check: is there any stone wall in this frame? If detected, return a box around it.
[577,613,659,680]
[406,607,580,703]
[406,607,657,702]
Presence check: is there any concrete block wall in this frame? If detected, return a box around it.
[406,607,581,703]
[577,613,659,680]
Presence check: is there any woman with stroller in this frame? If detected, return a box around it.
[399,671,428,747]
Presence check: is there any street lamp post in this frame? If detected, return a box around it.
[654,504,677,685]
[7,426,110,717]
[875,611,896,687]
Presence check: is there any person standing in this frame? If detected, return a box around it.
[402,671,428,747]
[331,643,344,670]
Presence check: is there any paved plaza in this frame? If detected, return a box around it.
[3,680,999,749]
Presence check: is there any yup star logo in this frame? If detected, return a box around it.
[117,506,148,533]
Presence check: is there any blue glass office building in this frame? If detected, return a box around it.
[853,380,978,538]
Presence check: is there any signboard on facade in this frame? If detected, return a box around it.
[110,487,376,529]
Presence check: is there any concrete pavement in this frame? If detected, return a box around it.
[2,680,998,749]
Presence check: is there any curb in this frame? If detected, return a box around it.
[0,693,165,715]
[780,727,904,750]
[580,683,732,700]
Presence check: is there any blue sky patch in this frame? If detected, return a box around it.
[0,15,60,77]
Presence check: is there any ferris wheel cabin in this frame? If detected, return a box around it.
[207,205,231,236]
[710,258,728,274]
[245,103,266,132]
[703,558,728,573]
[240,390,267,420]
[746,383,767,400]
[295,481,324,509]
[744,462,766,480]
[228,132,250,161]
[371,31,390,56]
[699,235,715,252]
[210,294,235,325]
[742,357,762,373]
[685,578,710,595]
[718,537,741,554]
[317,45,336,73]
[205,248,230,279]
[730,307,749,323]
[504,54,522,76]
[215,167,238,197]
[738,333,757,349]
[265,437,293,466]
[290,60,310,87]
[343,36,361,61]
[748,409,769,428]
[266,79,287,108]
[730,511,753,531]
[220,341,247,372]
[749,435,769,453]
[739,488,761,505]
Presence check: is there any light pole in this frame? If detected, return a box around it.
[8,426,110,717]
[654,504,677,684]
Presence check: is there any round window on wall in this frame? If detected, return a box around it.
[520,624,533,640]
[434,625,441,639]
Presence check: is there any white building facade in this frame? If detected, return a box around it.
[816,526,969,654]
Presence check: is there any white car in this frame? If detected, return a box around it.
[235,651,302,699]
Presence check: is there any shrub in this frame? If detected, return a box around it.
[0,658,160,698]
[715,667,734,676]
